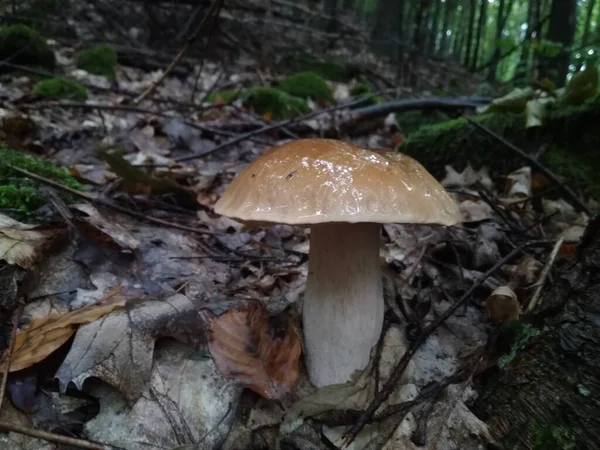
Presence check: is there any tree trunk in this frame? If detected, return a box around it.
[463,0,477,68]
[371,0,404,61]
[541,0,577,84]
[453,6,466,59]
[471,0,487,71]
[487,0,505,81]
[438,0,453,54]
[426,0,442,54]
[473,214,600,450]
[581,0,596,46]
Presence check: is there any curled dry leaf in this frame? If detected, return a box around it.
[208,302,301,400]
[0,214,67,269]
[485,286,520,326]
[0,288,126,372]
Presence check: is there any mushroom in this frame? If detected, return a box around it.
[214,138,461,387]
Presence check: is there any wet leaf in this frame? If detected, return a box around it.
[485,286,520,325]
[558,65,599,106]
[0,288,126,372]
[56,293,206,405]
[208,302,301,400]
[479,87,534,114]
[0,214,67,269]
[525,96,554,128]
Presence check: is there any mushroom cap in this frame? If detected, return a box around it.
[214,138,461,226]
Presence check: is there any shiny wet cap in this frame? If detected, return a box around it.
[214,139,461,226]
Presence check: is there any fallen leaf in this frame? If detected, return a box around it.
[56,293,206,405]
[504,166,532,198]
[485,286,520,325]
[0,214,67,269]
[0,288,126,372]
[208,302,301,400]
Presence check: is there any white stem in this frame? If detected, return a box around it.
[302,222,384,387]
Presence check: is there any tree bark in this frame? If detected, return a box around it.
[487,0,505,81]
[473,213,600,450]
[471,0,488,71]
[582,0,597,46]
[463,0,477,67]
[371,0,404,61]
[541,0,578,84]
[438,0,453,54]
[426,0,442,54]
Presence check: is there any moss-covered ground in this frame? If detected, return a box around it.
[75,44,117,79]
[0,24,55,70]
[32,77,88,101]
[400,98,600,199]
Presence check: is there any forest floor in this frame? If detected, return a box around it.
[0,33,596,450]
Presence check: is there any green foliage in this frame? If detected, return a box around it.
[242,87,309,119]
[532,426,576,450]
[0,146,82,215]
[277,72,333,104]
[498,323,541,369]
[205,89,242,104]
[0,24,55,70]
[32,77,88,101]
[395,110,448,136]
[75,44,117,79]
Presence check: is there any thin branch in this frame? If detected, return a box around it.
[341,239,552,446]
[132,0,223,105]
[0,421,118,450]
[7,166,219,236]
[174,90,395,162]
[0,305,23,412]
[527,237,563,312]
[464,117,591,216]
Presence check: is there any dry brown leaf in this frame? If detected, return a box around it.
[485,286,520,326]
[0,288,126,372]
[0,214,67,269]
[208,302,301,400]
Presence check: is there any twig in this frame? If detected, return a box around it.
[0,305,23,412]
[7,166,219,236]
[0,421,117,450]
[132,0,223,105]
[464,117,591,216]
[18,101,225,116]
[341,239,551,446]
[526,237,564,312]
[175,90,395,162]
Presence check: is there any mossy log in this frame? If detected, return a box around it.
[400,98,600,199]
[472,214,600,450]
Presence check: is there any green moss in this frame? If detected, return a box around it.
[75,44,117,79]
[401,98,600,199]
[532,425,577,450]
[205,89,242,104]
[0,24,55,70]
[32,77,88,101]
[395,110,449,136]
[277,72,333,104]
[242,87,309,119]
[0,146,83,215]
[277,55,356,82]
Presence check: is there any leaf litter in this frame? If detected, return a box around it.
[0,18,596,450]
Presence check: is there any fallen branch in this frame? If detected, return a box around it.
[0,305,23,413]
[464,116,592,216]
[341,239,553,447]
[175,90,396,162]
[349,96,492,120]
[7,166,219,236]
[0,421,117,450]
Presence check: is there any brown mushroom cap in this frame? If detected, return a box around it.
[214,138,461,226]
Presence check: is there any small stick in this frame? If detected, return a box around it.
[0,304,23,412]
[132,0,223,105]
[464,117,591,216]
[0,421,117,450]
[341,239,552,447]
[526,237,564,312]
[7,166,219,236]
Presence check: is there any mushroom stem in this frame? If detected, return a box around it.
[302,222,384,387]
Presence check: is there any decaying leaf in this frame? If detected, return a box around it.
[0,288,126,372]
[0,214,67,269]
[208,302,301,400]
[485,286,520,325]
[504,166,532,198]
[56,293,206,405]
[478,87,534,114]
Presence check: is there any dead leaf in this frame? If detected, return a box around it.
[208,302,301,400]
[0,214,67,269]
[504,166,531,198]
[56,293,206,405]
[0,288,126,372]
[485,286,520,325]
